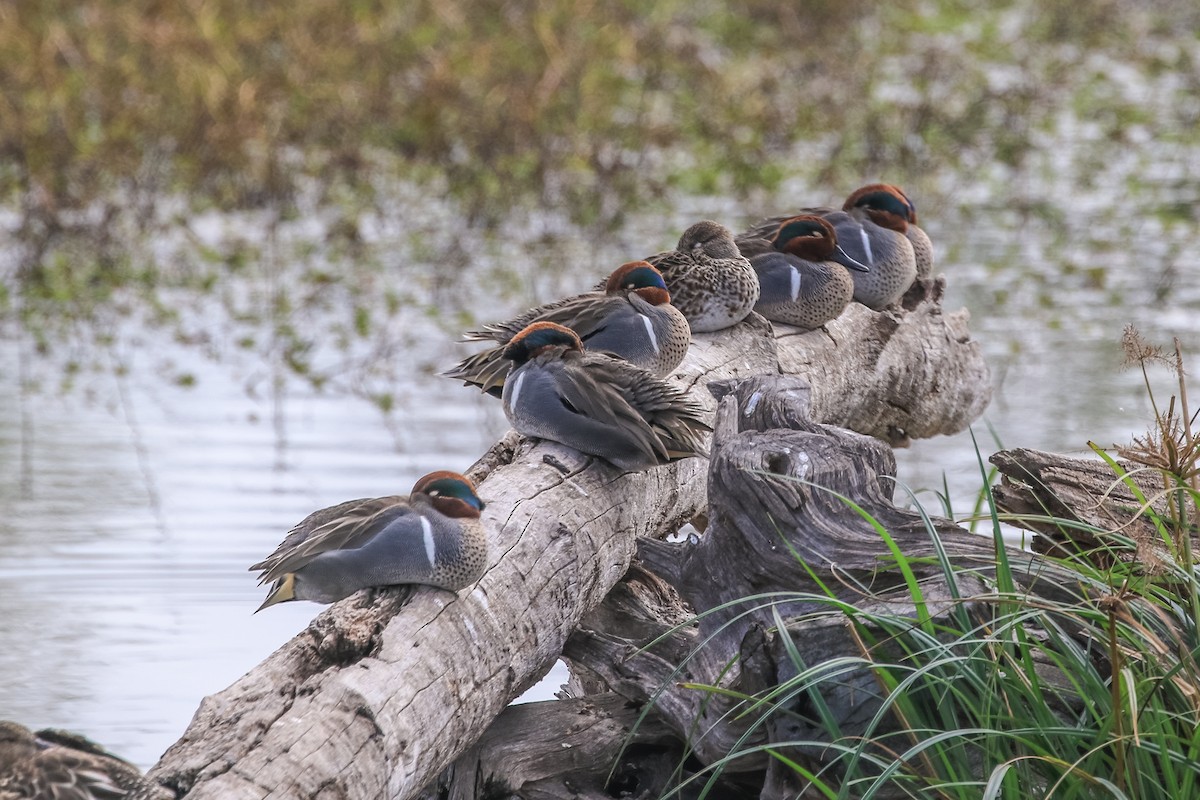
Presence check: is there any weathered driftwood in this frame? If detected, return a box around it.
[147,286,990,799]
[991,447,1196,560]
[777,277,990,447]
[414,691,682,800]
[560,377,1094,796]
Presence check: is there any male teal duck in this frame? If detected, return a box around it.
[743,184,918,311]
[0,720,171,800]
[885,183,934,279]
[445,261,690,397]
[501,322,710,471]
[250,471,487,611]
[736,215,869,330]
[643,220,760,332]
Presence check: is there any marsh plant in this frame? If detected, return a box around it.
[664,330,1200,798]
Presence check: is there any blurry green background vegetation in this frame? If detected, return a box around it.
[2,0,1198,382]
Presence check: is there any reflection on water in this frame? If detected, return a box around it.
[1,200,1198,769]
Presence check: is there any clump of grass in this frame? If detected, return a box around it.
[661,331,1200,798]
[1112,326,1200,559]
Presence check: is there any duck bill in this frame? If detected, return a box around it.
[833,244,870,272]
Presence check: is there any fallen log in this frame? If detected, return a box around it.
[147,282,991,799]
[777,277,990,447]
[991,446,1197,562]
[558,377,1097,796]
[414,691,682,800]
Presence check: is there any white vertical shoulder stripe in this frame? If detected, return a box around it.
[639,314,660,354]
[859,228,874,266]
[420,515,436,566]
[508,370,526,409]
[789,266,801,301]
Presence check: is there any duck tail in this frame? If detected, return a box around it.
[255,573,296,613]
[442,347,511,395]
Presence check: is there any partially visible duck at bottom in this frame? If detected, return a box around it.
[736,215,869,330]
[444,261,690,397]
[0,720,172,800]
[250,471,487,611]
[501,321,710,471]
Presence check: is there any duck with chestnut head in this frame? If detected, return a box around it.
[743,184,922,310]
[737,215,869,330]
[501,322,709,471]
[866,183,934,279]
[250,471,487,611]
[445,261,690,397]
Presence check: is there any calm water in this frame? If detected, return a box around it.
[1,187,1198,768]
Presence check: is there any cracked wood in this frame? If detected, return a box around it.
[146,283,990,799]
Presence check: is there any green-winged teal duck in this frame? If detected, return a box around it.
[643,220,760,332]
[744,184,918,310]
[737,215,869,330]
[0,720,171,800]
[250,471,487,611]
[445,261,690,397]
[884,183,934,279]
[501,322,709,470]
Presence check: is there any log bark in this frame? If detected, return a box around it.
[147,286,991,799]
[777,277,991,447]
[991,447,1196,562]
[560,377,1091,791]
[414,692,682,800]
